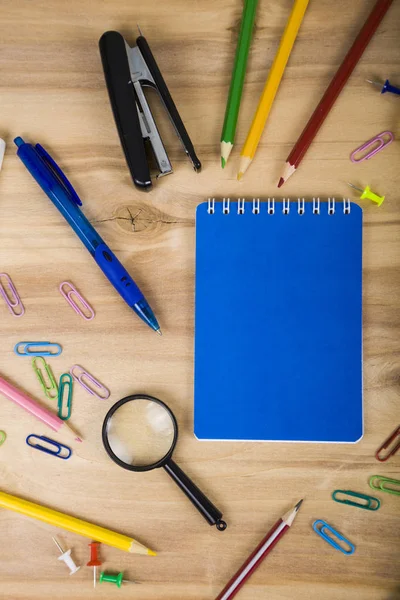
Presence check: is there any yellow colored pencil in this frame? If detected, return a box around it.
[237,0,310,180]
[0,490,156,555]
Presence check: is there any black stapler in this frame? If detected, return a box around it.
[99,30,201,191]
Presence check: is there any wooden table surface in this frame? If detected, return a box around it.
[0,0,399,598]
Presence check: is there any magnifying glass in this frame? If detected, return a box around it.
[102,394,227,531]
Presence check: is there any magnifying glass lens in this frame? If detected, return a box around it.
[106,399,175,467]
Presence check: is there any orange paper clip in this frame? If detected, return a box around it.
[375,426,400,462]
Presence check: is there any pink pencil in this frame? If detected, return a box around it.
[0,375,82,443]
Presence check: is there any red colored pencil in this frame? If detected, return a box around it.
[278,0,394,188]
[215,500,303,600]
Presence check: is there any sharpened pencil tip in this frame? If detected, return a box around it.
[294,499,303,511]
[277,177,284,188]
[221,157,226,169]
[156,329,162,336]
[237,172,243,181]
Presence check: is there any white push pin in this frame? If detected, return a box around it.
[52,537,80,575]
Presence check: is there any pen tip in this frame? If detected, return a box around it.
[221,157,226,169]
[148,549,157,556]
[156,329,162,336]
[75,437,83,443]
[294,499,303,511]
[237,172,243,181]
[277,177,284,188]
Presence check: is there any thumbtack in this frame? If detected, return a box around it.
[52,536,80,575]
[367,78,400,96]
[87,542,102,588]
[348,183,385,206]
[99,571,138,587]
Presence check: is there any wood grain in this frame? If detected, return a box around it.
[0,1,399,598]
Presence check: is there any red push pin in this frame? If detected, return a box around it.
[87,542,102,588]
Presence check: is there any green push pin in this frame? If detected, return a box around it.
[348,182,385,206]
[99,571,137,588]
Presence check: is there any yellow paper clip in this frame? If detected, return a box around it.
[32,357,58,400]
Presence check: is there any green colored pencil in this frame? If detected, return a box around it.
[220,0,258,168]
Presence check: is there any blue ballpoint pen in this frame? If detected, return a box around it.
[14,137,161,334]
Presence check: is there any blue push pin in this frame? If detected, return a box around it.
[367,78,400,96]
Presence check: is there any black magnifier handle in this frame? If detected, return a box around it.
[163,459,227,530]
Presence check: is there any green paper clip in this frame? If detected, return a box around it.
[369,475,400,497]
[32,357,58,400]
[332,489,380,511]
[57,373,73,421]
[0,431,6,447]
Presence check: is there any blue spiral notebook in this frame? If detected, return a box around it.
[194,199,363,443]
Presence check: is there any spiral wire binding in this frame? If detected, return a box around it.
[268,198,275,214]
[237,198,245,214]
[207,198,351,215]
[282,199,290,214]
[343,198,351,214]
[222,197,230,214]
[252,198,260,214]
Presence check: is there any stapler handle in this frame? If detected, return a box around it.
[99,31,152,191]
[136,35,201,173]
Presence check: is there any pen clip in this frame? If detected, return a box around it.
[35,144,82,206]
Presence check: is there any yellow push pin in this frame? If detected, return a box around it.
[348,182,385,206]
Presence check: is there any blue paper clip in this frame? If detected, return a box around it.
[26,434,71,459]
[313,520,355,555]
[14,342,62,357]
[14,342,62,356]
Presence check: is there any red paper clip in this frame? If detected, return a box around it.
[375,426,400,462]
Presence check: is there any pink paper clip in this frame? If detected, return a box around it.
[70,365,110,400]
[59,282,95,321]
[0,273,25,317]
[350,131,394,163]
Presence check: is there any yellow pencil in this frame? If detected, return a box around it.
[0,490,156,555]
[237,0,310,180]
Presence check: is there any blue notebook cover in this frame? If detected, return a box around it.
[194,199,363,443]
